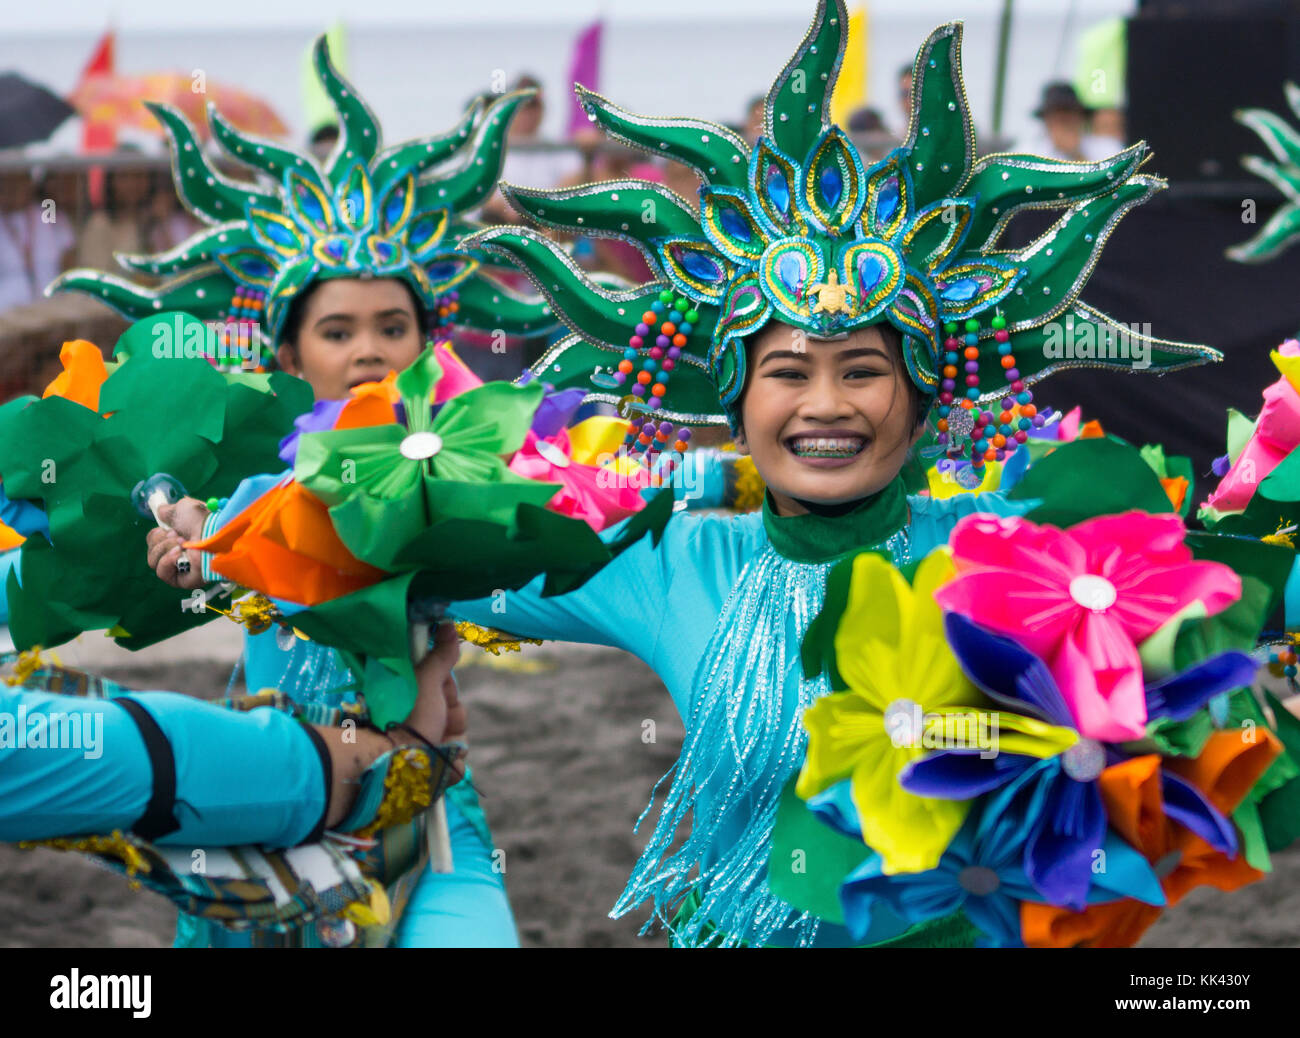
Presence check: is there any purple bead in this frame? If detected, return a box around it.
[965,361,979,373]
[632,384,646,397]
[937,432,949,445]
[1002,397,1015,409]
[1211,453,1231,477]
[613,372,626,384]
[667,346,682,359]
[995,449,1006,461]
[659,421,673,434]
[941,379,956,391]
[656,335,670,348]
[678,427,692,441]
[647,398,661,409]
[1032,414,1045,427]
[1006,368,1020,381]
[635,323,650,336]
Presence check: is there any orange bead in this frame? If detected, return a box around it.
[999,410,1013,425]
[1001,355,1016,369]
[641,311,657,324]
[984,449,997,462]
[943,365,958,378]
[674,440,688,452]
[964,347,979,361]
[1021,404,1037,418]
[651,383,666,396]
[637,371,652,385]
[449,302,459,313]
[661,322,677,336]
[618,360,634,374]
[992,434,1006,448]
[673,334,687,347]
[937,418,949,432]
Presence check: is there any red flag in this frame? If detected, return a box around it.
[77,30,116,206]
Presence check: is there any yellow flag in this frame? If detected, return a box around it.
[830,6,868,126]
[301,22,348,136]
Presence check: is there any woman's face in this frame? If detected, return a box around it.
[276,278,423,401]
[736,321,923,514]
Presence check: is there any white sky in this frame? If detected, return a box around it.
[5,0,1134,33]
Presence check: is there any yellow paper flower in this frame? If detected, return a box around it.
[797,549,1078,875]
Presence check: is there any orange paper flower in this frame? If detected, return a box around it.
[187,478,385,605]
[1022,729,1281,947]
[42,339,109,411]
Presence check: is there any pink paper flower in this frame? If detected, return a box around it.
[1204,340,1300,513]
[431,342,483,404]
[933,512,1241,742]
[508,426,645,531]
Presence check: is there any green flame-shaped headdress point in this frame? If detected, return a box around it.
[50,36,556,344]
[468,0,1220,431]
[1229,82,1300,263]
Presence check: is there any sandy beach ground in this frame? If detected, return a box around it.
[1,627,1297,949]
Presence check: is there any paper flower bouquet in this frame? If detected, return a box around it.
[0,314,312,651]
[772,436,1300,947]
[189,342,669,725]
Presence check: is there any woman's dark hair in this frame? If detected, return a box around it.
[872,322,933,429]
[277,276,430,352]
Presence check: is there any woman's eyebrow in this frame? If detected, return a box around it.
[374,308,410,319]
[757,349,811,366]
[311,312,356,328]
[837,347,889,361]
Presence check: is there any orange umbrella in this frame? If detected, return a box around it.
[70,74,288,140]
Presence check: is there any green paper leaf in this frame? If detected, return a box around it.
[766,778,868,925]
[1226,409,1256,465]
[1172,576,1273,671]
[801,552,861,689]
[1232,799,1272,873]
[1009,437,1172,526]
[1145,710,1214,758]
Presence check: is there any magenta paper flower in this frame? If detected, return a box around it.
[1204,340,1300,513]
[933,512,1241,742]
[507,425,645,531]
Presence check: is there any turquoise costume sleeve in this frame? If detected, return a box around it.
[0,686,326,848]
[1286,555,1300,631]
[0,546,19,625]
[449,510,682,652]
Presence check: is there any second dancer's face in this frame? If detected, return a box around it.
[277,278,424,401]
[735,321,924,515]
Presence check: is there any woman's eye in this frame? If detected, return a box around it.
[322,329,349,342]
[845,368,888,379]
[383,324,409,338]
[766,369,806,379]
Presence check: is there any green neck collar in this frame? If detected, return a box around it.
[761,478,909,564]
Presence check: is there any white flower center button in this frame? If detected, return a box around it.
[534,439,570,468]
[400,431,443,460]
[1069,573,1117,612]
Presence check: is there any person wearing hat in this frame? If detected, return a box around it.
[1029,81,1091,161]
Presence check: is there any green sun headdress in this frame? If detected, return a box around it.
[48,36,556,351]
[1228,82,1300,263]
[466,0,1219,469]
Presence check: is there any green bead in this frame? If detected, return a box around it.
[674,297,689,312]
[964,318,980,333]
[943,321,958,335]
[205,497,220,512]
[658,289,674,304]
[991,313,1007,330]
[685,309,699,324]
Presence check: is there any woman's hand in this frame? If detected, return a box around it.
[144,497,211,590]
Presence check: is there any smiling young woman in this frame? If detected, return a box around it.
[735,322,929,515]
